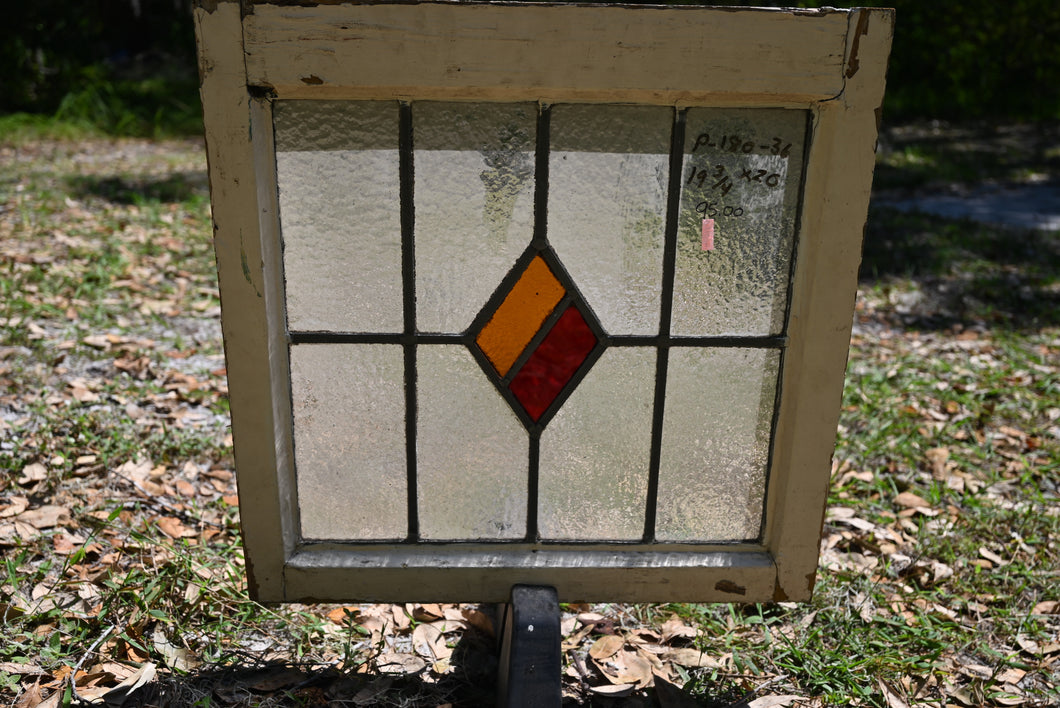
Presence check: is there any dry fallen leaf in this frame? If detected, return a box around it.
[13,682,44,708]
[979,547,1009,567]
[15,506,71,530]
[412,622,452,663]
[376,652,426,675]
[828,507,877,531]
[157,516,195,539]
[877,678,911,708]
[996,668,1027,684]
[627,627,661,644]
[81,334,111,350]
[357,614,388,644]
[925,446,950,477]
[52,532,84,555]
[635,645,669,679]
[747,696,806,708]
[659,615,698,644]
[17,463,48,486]
[101,662,156,704]
[0,662,44,677]
[151,626,201,672]
[588,634,625,660]
[460,607,494,637]
[326,606,359,625]
[0,496,29,518]
[69,380,99,403]
[588,683,635,697]
[390,605,412,631]
[412,603,444,622]
[607,650,654,688]
[992,692,1029,706]
[894,491,930,509]
[95,662,138,684]
[661,647,721,669]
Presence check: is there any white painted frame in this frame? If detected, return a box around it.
[194,1,892,603]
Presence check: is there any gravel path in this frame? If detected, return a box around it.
[875,179,1060,231]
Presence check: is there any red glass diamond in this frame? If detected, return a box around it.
[508,305,597,421]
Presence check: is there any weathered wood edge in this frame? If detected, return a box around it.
[763,7,894,601]
[196,2,296,602]
[284,547,776,603]
[242,2,851,105]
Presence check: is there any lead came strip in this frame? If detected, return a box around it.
[643,106,685,543]
[399,101,419,540]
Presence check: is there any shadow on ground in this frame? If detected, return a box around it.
[121,630,499,707]
[66,172,208,205]
[859,205,1060,331]
[873,121,1060,193]
[105,630,720,707]
[862,120,1060,332]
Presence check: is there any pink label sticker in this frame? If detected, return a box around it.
[701,218,715,251]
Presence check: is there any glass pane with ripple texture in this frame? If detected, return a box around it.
[656,347,779,542]
[415,102,536,334]
[291,344,406,541]
[672,108,806,336]
[275,101,402,333]
[539,348,655,540]
[549,104,670,336]
[417,345,528,540]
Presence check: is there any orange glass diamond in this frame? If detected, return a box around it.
[475,255,566,376]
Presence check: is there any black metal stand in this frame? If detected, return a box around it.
[496,585,562,707]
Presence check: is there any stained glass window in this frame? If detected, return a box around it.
[275,101,807,545]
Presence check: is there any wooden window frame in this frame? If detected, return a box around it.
[194,0,892,603]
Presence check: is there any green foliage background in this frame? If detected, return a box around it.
[663,0,1060,121]
[0,0,200,136]
[829,0,1060,121]
[1,1,1058,130]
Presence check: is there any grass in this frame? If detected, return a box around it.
[0,114,105,144]
[1,60,203,142]
[0,129,418,706]
[1,119,1058,706]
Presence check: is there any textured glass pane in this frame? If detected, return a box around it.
[275,101,402,333]
[291,344,406,541]
[417,345,527,540]
[656,348,779,541]
[415,102,536,334]
[549,105,670,336]
[672,109,806,336]
[539,348,655,541]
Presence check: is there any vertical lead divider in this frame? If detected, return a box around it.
[763,8,894,600]
[195,1,294,601]
[525,103,551,540]
[643,107,687,543]
[399,102,419,541]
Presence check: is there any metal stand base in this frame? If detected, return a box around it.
[496,585,562,707]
